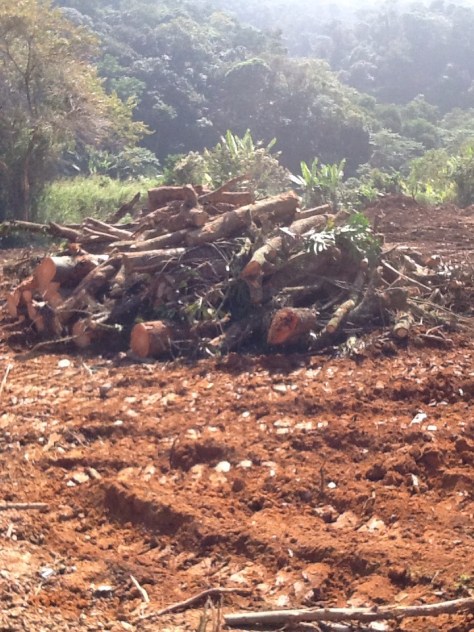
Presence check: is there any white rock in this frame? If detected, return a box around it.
[215,461,231,473]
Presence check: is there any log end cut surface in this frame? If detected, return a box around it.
[130,321,172,358]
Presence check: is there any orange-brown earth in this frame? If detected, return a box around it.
[0,198,473,632]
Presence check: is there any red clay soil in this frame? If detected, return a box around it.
[0,198,473,632]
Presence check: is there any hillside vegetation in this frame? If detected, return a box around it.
[3,0,474,222]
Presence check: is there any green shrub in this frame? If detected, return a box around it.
[166,130,290,197]
[290,158,346,208]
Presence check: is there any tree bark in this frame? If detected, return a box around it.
[122,248,186,275]
[185,192,300,247]
[185,207,251,246]
[147,207,209,235]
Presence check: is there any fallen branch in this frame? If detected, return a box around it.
[224,597,474,628]
[136,587,251,622]
[0,502,49,512]
[381,260,431,292]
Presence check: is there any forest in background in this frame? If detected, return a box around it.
[3,0,474,223]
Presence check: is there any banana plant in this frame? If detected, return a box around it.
[290,158,345,208]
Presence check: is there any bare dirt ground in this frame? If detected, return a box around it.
[0,197,473,632]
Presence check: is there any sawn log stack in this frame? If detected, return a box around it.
[4,182,472,358]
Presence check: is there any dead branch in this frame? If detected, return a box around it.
[136,587,251,622]
[224,597,474,628]
[108,192,141,223]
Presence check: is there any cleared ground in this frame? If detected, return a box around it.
[0,198,472,631]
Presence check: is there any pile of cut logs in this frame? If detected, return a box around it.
[3,180,473,358]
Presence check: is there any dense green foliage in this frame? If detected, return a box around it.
[4,0,474,220]
[0,0,145,220]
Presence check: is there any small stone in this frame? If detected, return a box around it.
[71,471,90,485]
[232,478,245,493]
[215,461,231,473]
[87,467,102,480]
[39,567,55,580]
[99,384,113,398]
[410,412,427,425]
[238,460,253,469]
[92,584,115,597]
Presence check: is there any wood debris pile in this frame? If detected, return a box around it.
[3,181,473,358]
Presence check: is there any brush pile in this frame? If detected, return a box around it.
[3,180,473,358]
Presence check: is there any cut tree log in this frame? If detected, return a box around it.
[267,307,318,345]
[130,321,175,358]
[294,203,332,219]
[113,228,189,252]
[250,191,299,227]
[71,315,118,349]
[122,248,186,275]
[148,185,198,211]
[81,226,119,243]
[150,207,209,235]
[185,207,251,247]
[186,192,300,247]
[392,311,414,339]
[210,191,254,207]
[34,255,107,292]
[6,276,37,318]
[56,258,121,325]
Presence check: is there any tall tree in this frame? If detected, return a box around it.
[0,0,145,220]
